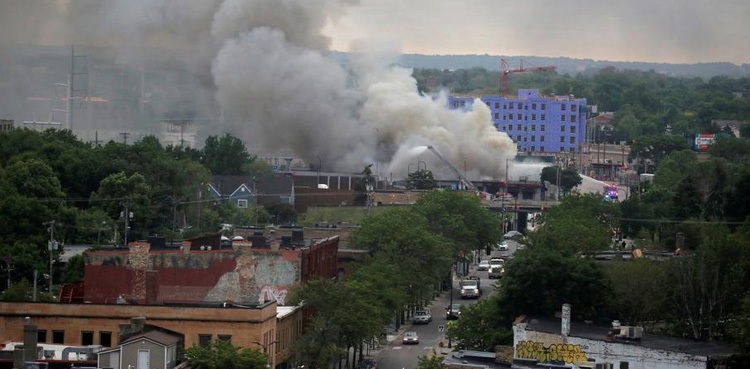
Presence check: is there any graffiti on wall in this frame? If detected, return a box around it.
[260,285,289,305]
[516,341,588,364]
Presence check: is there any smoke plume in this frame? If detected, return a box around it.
[0,0,517,179]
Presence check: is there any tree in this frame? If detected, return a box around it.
[406,169,437,190]
[604,259,670,328]
[411,191,502,256]
[184,340,267,369]
[540,166,582,196]
[529,194,614,255]
[445,296,513,351]
[417,354,444,369]
[63,254,85,284]
[201,134,264,175]
[499,248,607,320]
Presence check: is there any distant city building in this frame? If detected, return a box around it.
[0,119,13,132]
[448,89,588,155]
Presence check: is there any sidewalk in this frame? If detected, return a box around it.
[367,289,455,358]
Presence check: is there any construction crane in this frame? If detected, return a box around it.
[426,145,476,190]
[500,59,556,97]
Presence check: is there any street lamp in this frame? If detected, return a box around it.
[253,340,279,368]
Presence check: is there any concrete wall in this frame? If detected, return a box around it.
[512,323,707,369]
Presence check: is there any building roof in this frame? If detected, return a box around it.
[521,316,734,358]
[122,330,181,347]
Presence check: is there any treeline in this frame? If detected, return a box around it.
[0,129,278,288]
[414,66,750,143]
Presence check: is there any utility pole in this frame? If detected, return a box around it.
[121,204,133,247]
[120,132,130,145]
[46,221,57,291]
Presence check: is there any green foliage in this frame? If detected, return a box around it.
[540,166,582,196]
[63,254,85,284]
[406,169,437,190]
[417,355,445,369]
[411,191,502,255]
[529,194,614,255]
[603,259,670,328]
[0,279,33,302]
[445,296,513,351]
[183,340,267,369]
[201,134,263,175]
[499,248,607,319]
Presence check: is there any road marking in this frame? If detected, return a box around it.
[393,346,402,350]
[423,346,432,350]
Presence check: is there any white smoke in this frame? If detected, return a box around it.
[0,0,517,179]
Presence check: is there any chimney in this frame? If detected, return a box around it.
[23,316,38,361]
[561,303,571,337]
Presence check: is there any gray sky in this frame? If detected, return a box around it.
[322,0,750,64]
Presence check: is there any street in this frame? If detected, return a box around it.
[374,254,505,369]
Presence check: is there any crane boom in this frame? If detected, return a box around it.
[500,58,556,96]
[426,145,475,190]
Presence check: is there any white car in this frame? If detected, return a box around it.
[413,310,432,324]
[478,260,491,271]
[498,242,509,251]
[403,331,419,345]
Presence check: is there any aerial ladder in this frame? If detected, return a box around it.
[500,58,556,97]
[426,145,476,190]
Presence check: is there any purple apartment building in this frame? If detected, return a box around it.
[449,89,588,155]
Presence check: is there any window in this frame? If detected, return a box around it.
[81,331,94,346]
[516,135,521,141]
[571,104,577,111]
[531,136,536,142]
[540,146,545,152]
[541,114,546,121]
[494,113,499,119]
[517,124,522,130]
[541,103,546,109]
[570,114,576,122]
[540,125,546,132]
[237,199,248,208]
[52,330,65,344]
[37,330,47,344]
[199,334,213,347]
[540,136,545,142]
[523,137,527,142]
[619,362,629,369]
[100,331,112,347]
[570,137,576,144]
[517,113,521,120]
[501,126,506,131]
[524,104,528,110]
[503,104,507,109]
[524,126,528,131]
[561,104,566,111]
[561,115,566,122]
[560,136,565,143]
[531,113,536,120]
[570,126,576,133]
[218,335,232,342]
[531,124,536,131]
[561,125,565,132]
[508,102,513,109]
[494,102,499,109]
[532,103,537,109]
[530,146,535,151]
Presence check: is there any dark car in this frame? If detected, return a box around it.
[446,303,462,320]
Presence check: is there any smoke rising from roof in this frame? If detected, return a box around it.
[0,0,517,179]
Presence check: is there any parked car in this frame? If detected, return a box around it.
[446,303,462,320]
[497,242,509,251]
[478,260,491,271]
[403,331,419,345]
[504,230,523,239]
[413,310,432,324]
